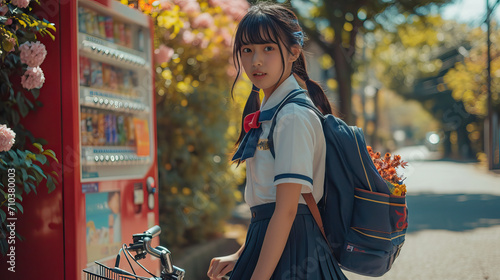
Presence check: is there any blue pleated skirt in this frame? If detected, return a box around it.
[229,203,348,280]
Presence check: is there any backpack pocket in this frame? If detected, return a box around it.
[339,188,407,276]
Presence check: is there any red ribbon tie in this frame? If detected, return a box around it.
[244,110,261,133]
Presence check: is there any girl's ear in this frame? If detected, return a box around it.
[289,45,301,63]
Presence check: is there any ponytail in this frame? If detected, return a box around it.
[293,52,333,115]
[234,85,261,155]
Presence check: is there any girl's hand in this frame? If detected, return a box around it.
[207,253,239,279]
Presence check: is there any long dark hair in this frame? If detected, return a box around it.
[231,2,332,162]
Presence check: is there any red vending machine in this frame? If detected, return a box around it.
[1,1,159,279]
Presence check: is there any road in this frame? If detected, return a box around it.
[344,146,500,280]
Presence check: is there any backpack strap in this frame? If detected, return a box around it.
[302,193,333,253]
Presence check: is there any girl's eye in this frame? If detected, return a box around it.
[242,48,252,53]
[264,46,274,51]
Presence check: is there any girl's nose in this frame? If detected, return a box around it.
[252,53,263,67]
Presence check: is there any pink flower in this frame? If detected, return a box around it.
[173,0,195,9]
[154,44,174,64]
[21,66,45,90]
[208,0,223,7]
[0,5,8,16]
[11,0,30,8]
[5,18,12,25]
[181,30,195,44]
[19,41,47,67]
[192,13,214,29]
[0,124,16,152]
[159,0,172,10]
[219,28,232,47]
[181,1,200,15]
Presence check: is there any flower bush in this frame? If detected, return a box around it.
[367,146,408,196]
[0,0,59,255]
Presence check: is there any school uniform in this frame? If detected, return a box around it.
[230,75,347,279]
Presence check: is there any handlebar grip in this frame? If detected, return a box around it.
[145,225,161,238]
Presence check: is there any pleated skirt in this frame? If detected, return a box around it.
[229,203,348,280]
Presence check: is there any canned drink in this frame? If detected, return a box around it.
[105,17,114,42]
[105,114,111,145]
[98,112,105,146]
[111,114,117,145]
[98,15,106,38]
[81,109,87,146]
[78,7,87,33]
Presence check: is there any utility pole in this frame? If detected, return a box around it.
[486,0,500,170]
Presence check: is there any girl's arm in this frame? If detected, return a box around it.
[250,182,302,280]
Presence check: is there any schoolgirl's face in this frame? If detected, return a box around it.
[239,36,299,96]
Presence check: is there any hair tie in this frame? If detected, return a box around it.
[293,31,304,47]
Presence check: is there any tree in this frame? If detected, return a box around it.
[260,0,453,124]
[369,14,481,159]
[444,25,500,118]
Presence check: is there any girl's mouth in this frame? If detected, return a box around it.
[253,72,267,79]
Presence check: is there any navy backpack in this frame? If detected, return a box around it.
[268,90,408,277]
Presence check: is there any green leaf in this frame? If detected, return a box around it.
[33,143,43,152]
[7,150,19,165]
[46,176,56,193]
[16,149,26,161]
[25,97,34,109]
[0,209,6,223]
[24,181,30,194]
[21,168,28,181]
[11,109,19,126]
[31,164,47,181]
[42,149,58,163]
[16,92,29,117]
[31,88,40,99]
[15,202,23,214]
[35,153,47,165]
[28,182,37,195]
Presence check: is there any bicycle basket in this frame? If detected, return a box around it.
[83,262,139,280]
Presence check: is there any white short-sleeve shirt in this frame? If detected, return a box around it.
[244,75,326,207]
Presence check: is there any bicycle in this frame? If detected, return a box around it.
[83,225,185,280]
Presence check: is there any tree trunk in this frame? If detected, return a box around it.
[331,44,353,124]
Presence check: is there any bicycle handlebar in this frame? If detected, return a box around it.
[145,225,161,238]
[84,225,184,280]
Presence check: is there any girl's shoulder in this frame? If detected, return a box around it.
[274,94,321,127]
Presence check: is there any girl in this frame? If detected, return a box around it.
[207,2,347,280]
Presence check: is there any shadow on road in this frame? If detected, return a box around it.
[406,193,500,233]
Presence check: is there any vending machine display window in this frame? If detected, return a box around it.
[78,0,154,181]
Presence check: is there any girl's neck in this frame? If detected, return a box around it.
[262,73,292,102]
